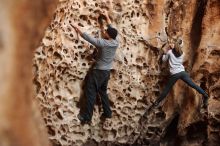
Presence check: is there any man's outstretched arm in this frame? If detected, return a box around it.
[100,11,112,38]
[70,24,83,36]
[103,11,112,26]
[71,24,104,48]
[161,43,170,62]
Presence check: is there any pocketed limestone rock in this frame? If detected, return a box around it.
[33,0,220,145]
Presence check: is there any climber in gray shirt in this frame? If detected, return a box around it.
[82,28,119,70]
[71,11,119,123]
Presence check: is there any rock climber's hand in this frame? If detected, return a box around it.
[103,10,108,17]
[70,24,83,36]
[102,10,111,25]
[162,43,170,53]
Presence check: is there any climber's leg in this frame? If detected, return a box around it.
[78,70,99,122]
[98,71,112,118]
[154,72,182,106]
[180,71,209,108]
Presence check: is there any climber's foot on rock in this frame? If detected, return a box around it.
[100,113,112,121]
[200,108,208,120]
[77,114,91,124]
[201,95,209,109]
[143,101,161,118]
[153,101,161,109]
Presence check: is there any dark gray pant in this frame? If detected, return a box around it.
[82,69,112,121]
[156,71,208,104]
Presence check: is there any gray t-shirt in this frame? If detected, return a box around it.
[82,30,119,70]
[162,49,185,75]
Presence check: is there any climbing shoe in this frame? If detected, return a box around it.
[201,95,208,109]
[100,113,112,121]
[77,114,91,124]
[142,100,162,119]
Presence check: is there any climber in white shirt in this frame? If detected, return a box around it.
[150,38,209,110]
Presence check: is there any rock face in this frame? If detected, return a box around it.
[33,0,220,146]
[0,0,57,146]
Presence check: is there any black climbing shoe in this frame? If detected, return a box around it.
[77,114,91,124]
[201,95,208,109]
[154,101,160,108]
[100,113,112,121]
[142,100,162,119]
[101,113,112,119]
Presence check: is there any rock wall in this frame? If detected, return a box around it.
[33,0,220,146]
[0,0,57,146]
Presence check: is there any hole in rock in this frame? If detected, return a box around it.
[134,0,140,4]
[148,126,161,133]
[60,124,68,133]
[81,54,85,59]
[87,20,92,25]
[55,84,59,91]
[40,91,45,97]
[83,1,87,6]
[119,74,122,79]
[146,132,153,138]
[47,125,56,136]
[52,139,61,146]
[45,36,52,41]
[161,113,180,144]
[54,21,58,25]
[155,111,166,120]
[131,10,135,18]
[117,96,123,102]
[53,52,62,62]
[63,49,68,54]
[114,3,122,12]
[78,23,84,27]
[124,57,128,64]
[48,47,53,55]
[55,95,62,101]
[33,79,41,93]
[79,15,88,21]
[57,66,63,72]
[146,3,155,12]
[210,50,220,56]
[78,45,82,49]
[186,121,208,144]
[61,135,67,141]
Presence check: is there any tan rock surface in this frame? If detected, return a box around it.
[33,0,220,145]
[0,0,57,146]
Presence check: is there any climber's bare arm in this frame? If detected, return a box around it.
[103,11,112,25]
[100,24,106,37]
[161,43,170,53]
[70,24,83,36]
